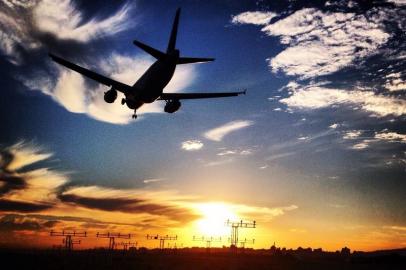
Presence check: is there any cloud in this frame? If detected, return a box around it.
[231,11,277,26]
[59,194,198,222]
[217,147,253,156]
[143,178,165,184]
[0,214,44,231]
[279,83,406,118]
[60,185,200,222]
[329,123,339,129]
[204,120,254,141]
[0,0,133,65]
[181,140,204,151]
[3,141,53,171]
[347,131,406,151]
[384,73,406,92]
[387,0,406,6]
[343,130,362,140]
[0,199,52,212]
[374,131,406,143]
[236,203,298,222]
[298,136,309,141]
[351,140,373,150]
[0,141,67,212]
[233,8,390,78]
[33,0,133,42]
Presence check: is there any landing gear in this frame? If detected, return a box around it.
[132,110,137,119]
[121,98,126,105]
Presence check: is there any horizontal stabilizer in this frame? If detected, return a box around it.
[177,57,215,64]
[133,40,165,60]
[159,90,246,100]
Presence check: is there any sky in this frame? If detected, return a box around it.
[0,0,405,251]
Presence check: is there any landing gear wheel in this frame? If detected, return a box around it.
[121,98,126,105]
[132,110,137,119]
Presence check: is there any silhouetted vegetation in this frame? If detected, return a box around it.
[0,246,405,270]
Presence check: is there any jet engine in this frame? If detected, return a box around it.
[164,100,181,113]
[104,89,117,103]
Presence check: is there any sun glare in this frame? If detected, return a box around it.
[195,202,238,237]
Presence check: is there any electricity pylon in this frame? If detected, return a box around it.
[96,232,131,250]
[225,219,256,248]
[146,234,177,249]
[50,230,87,250]
[192,236,222,248]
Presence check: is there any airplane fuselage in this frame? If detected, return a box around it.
[125,50,179,110]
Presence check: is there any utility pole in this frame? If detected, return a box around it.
[192,236,222,248]
[96,232,132,250]
[50,230,87,251]
[146,234,177,249]
[225,219,256,248]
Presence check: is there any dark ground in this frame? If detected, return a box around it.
[0,248,405,270]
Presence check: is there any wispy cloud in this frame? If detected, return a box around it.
[181,140,204,151]
[33,0,133,42]
[143,178,165,184]
[236,204,298,222]
[0,0,134,64]
[204,120,254,141]
[217,148,253,156]
[0,141,68,212]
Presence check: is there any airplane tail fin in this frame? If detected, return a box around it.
[167,8,181,53]
[133,8,214,64]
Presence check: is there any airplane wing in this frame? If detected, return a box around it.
[49,53,133,94]
[158,90,246,100]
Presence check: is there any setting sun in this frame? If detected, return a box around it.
[194,202,238,237]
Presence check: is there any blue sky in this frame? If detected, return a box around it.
[0,0,405,250]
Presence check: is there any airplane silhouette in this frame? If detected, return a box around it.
[49,8,245,119]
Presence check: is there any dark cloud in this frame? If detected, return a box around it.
[0,199,53,212]
[0,214,51,231]
[0,174,27,196]
[59,194,199,222]
[59,194,144,212]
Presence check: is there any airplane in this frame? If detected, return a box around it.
[49,8,245,119]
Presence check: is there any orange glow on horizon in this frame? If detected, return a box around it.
[194,202,238,237]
